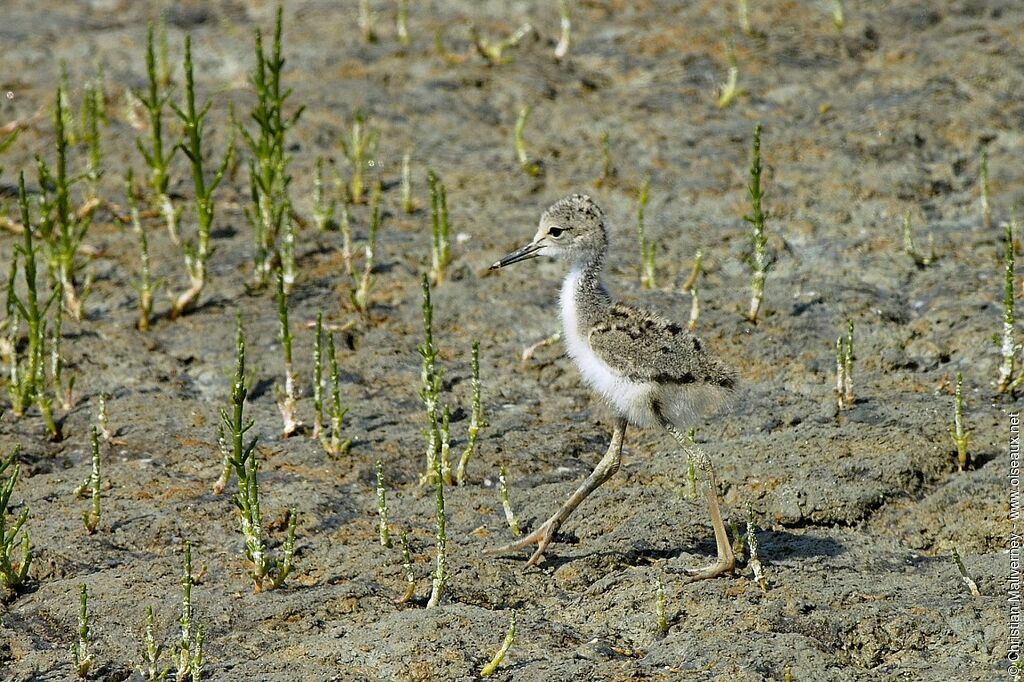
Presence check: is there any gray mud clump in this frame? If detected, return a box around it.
[0,2,1017,681]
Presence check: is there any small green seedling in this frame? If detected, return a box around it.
[49,284,74,412]
[554,0,571,61]
[213,423,232,495]
[337,196,354,275]
[498,464,520,536]
[654,575,668,635]
[980,147,992,230]
[688,283,701,332]
[135,22,181,244]
[948,372,972,471]
[902,211,934,268]
[0,446,31,591]
[177,541,203,679]
[831,0,844,32]
[395,531,416,604]
[418,275,443,483]
[456,341,486,485]
[716,39,741,108]
[995,218,1023,394]
[397,0,411,46]
[169,35,234,319]
[81,427,102,534]
[401,151,414,213]
[222,318,297,591]
[425,452,448,608]
[480,610,516,677]
[320,332,352,457]
[514,105,542,177]
[349,182,382,314]
[138,604,169,681]
[274,271,300,437]
[126,170,162,331]
[471,23,534,65]
[312,157,335,231]
[81,78,104,200]
[681,249,703,293]
[340,111,379,204]
[311,311,324,440]
[375,459,391,548]
[427,170,451,285]
[835,320,854,409]
[439,403,453,486]
[744,123,768,323]
[637,176,655,289]
[71,584,93,678]
[950,546,980,597]
[738,0,753,36]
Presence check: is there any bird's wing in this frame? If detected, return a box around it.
[587,303,722,385]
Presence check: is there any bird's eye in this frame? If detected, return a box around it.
[548,226,564,238]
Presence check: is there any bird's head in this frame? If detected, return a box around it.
[490,194,608,269]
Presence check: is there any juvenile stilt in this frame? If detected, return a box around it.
[488,194,736,578]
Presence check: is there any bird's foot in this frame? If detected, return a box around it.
[484,519,558,567]
[680,555,736,583]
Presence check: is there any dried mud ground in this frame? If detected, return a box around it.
[0,1,1020,680]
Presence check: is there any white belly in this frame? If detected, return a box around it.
[560,269,657,427]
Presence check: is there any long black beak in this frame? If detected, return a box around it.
[490,241,542,269]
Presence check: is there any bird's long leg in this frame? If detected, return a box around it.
[486,417,627,567]
[664,424,735,581]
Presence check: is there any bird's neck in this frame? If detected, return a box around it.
[561,254,610,330]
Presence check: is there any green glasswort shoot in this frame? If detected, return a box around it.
[514,105,541,177]
[213,423,232,495]
[439,404,452,486]
[681,248,703,293]
[554,0,571,61]
[902,211,934,268]
[375,459,391,547]
[222,318,297,591]
[359,0,376,42]
[418,275,443,483]
[480,610,516,677]
[746,503,767,592]
[688,282,701,332]
[456,341,485,485]
[401,151,414,214]
[241,6,303,288]
[950,546,980,597]
[39,87,92,321]
[9,174,59,438]
[744,123,768,323]
[654,575,668,635]
[593,130,616,188]
[637,176,655,289]
[274,271,300,437]
[980,147,992,230]
[995,218,1023,394]
[49,283,74,412]
[312,311,324,441]
[169,35,234,319]
[0,446,31,591]
[426,451,447,608]
[835,320,854,409]
[395,531,416,604]
[338,196,354,276]
[177,541,201,679]
[313,157,335,231]
[397,0,410,46]
[738,0,753,36]
[136,21,181,244]
[350,181,381,313]
[138,604,168,681]
[427,170,451,285]
[716,39,741,108]
[127,169,162,331]
[470,23,534,65]
[190,626,204,682]
[831,0,844,32]
[82,426,101,534]
[81,80,104,200]
[949,372,972,471]
[321,332,352,456]
[498,464,520,536]
[340,111,379,204]
[97,393,112,442]
[71,584,93,678]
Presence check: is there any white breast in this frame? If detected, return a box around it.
[559,268,657,427]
